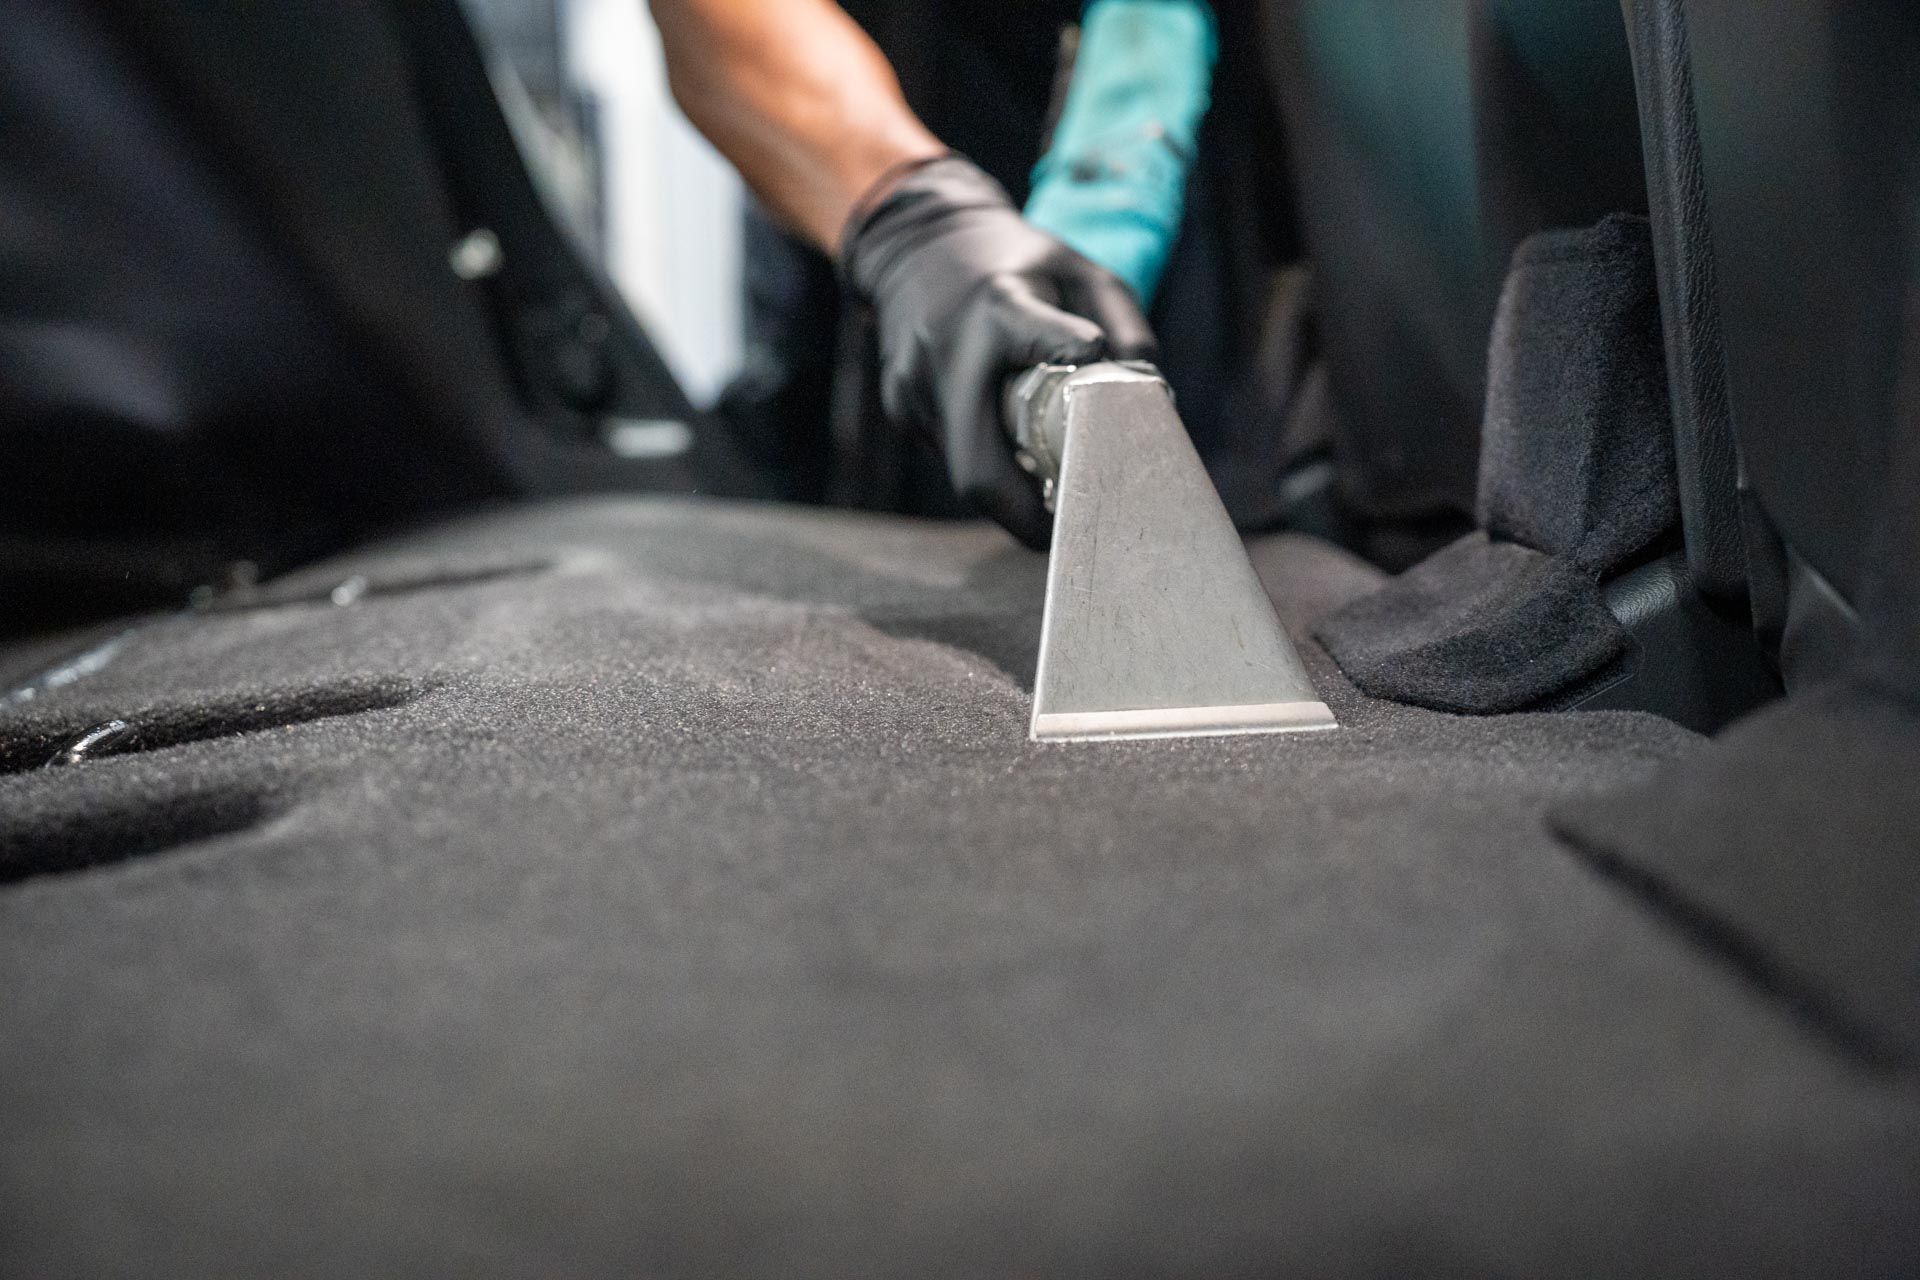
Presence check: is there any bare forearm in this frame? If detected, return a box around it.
[648,0,943,253]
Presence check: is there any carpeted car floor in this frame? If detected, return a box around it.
[1,498,1915,1277]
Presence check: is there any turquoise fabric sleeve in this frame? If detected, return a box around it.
[1022,0,1218,307]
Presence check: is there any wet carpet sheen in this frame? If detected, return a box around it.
[1,498,1915,1277]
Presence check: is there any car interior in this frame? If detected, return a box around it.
[2,0,1917,1272]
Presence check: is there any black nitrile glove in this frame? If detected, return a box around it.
[841,155,1158,548]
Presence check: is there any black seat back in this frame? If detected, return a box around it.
[1674,0,1920,685]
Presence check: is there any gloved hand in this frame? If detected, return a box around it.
[841,155,1158,548]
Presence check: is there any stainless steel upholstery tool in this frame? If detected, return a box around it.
[1006,362,1336,743]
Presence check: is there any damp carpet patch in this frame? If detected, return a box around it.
[0,497,1915,1277]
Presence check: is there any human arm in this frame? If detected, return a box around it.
[648,0,1157,546]
[647,0,941,253]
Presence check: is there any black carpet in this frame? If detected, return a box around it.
[1,498,1916,1277]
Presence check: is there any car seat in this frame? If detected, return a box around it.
[1641,0,1920,690]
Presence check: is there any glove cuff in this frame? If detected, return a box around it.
[841,152,955,249]
[839,154,1015,299]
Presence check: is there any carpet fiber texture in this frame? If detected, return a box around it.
[1,498,1916,1277]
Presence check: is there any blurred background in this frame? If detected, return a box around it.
[460,0,745,407]
[0,0,1666,626]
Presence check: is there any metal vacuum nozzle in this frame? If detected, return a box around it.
[1005,362,1337,743]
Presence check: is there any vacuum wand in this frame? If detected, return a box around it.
[1004,362,1336,743]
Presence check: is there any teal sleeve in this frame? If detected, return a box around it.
[1022,0,1218,307]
